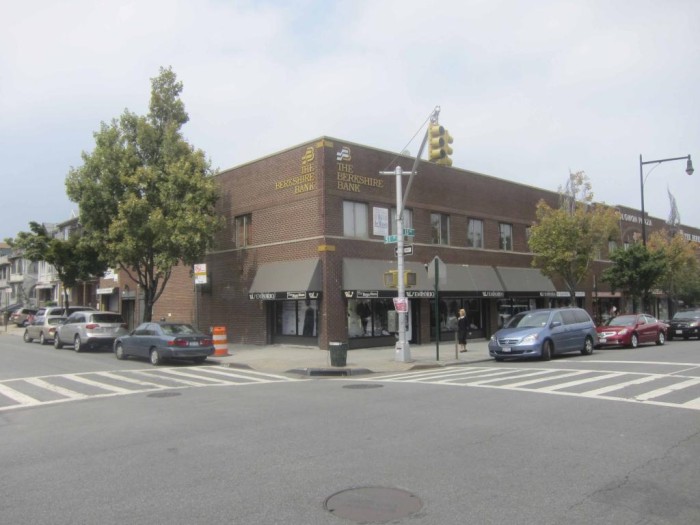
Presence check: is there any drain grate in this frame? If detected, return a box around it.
[325,486,422,523]
[147,391,181,398]
[342,384,384,389]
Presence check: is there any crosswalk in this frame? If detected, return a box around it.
[0,366,304,412]
[358,365,700,411]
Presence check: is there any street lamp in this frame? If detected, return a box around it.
[639,154,693,245]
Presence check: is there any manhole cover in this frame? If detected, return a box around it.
[342,384,384,389]
[324,486,422,523]
[147,391,181,398]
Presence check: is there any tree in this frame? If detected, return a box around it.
[602,242,666,312]
[65,67,222,322]
[8,222,107,311]
[528,171,620,304]
[648,229,700,312]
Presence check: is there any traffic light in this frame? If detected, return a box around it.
[427,124,454,166]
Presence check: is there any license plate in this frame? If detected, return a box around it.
[188,341,200,347]
[502,347,511,353]
[599,338,607,343]
[676,330,683,335]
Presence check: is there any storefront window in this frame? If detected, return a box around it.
[274,299,318,337]
[429,298,485,338]
[347,298,393,338]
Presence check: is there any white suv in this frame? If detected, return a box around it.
[54,311,128,352]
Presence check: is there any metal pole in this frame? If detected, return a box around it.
[639,154,646,246]
[434,260,439,361]
[394,165,411,362]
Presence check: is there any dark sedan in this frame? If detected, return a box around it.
[114,322,215,365]
[596,314,667,348]
[667,310,700,340]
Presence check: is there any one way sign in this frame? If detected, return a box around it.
[394,245,414,256]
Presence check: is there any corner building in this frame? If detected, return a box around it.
[154,136,699,349]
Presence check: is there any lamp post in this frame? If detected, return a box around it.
[639,154,693,246]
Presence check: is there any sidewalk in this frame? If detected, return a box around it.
[1,324,493,375]
[210,339,493,375]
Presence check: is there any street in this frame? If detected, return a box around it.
[1,334,699,524]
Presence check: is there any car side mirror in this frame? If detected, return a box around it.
[550,320,562,328]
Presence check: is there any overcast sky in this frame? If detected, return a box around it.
[2,0,698,242]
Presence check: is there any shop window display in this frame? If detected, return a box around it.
[274,299,317,337]
[348,299,393,337]
[430,298,484,338]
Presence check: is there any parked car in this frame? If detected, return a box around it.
[114,322,215,365]
[23,316,67,345]
[34,305,95,324]
[10,307,38,327]
[596,314,667,348]
[488,307,597,361]
[54,311,128,352]
[667,309,700,340]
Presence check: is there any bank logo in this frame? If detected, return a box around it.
[301,147,315,165]
[337,146,351,162]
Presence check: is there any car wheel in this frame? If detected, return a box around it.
[40,332,47,345]
[630,333,639,348]
[74,335,83,353]
[54,335,63,349]
[23,330,32,343]
[115,343,127,360]
[581,336,594,356]
[150,348,162,366]
[541,340,553,361]
[656,331,666,346]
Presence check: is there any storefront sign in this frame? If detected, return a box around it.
[406,290,435,298]
[481,291,505,297]
[249,291,322,300]
[336,146,384,193]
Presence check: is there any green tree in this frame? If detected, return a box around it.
[602,242,666,312]
[528,171,620,303]
[65,67,222,322]
[648,230,700,312]
[8,222,107,311]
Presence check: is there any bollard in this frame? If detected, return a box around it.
[212,326,230,357]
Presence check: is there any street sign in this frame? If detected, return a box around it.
[394,245,414,256]
[393,297,409,313]
[384,235,399,244]
[403,228,415,236]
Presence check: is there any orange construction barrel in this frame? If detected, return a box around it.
[212,326,230,357]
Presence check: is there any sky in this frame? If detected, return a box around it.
[2,0,698,241]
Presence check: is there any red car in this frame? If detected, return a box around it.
[596,314,667,348]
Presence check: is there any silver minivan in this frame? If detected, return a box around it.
[488,307,597,361]
[54,311,128,352]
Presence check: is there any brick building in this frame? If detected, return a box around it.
[142,136,699,349]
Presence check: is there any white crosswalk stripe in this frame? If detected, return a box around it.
[0,366,304,412]
[361,366,700,411]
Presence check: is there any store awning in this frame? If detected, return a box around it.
[342,259,504,298]
[495,266,556,296]
[248,258,322,300]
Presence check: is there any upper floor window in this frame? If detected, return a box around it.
[390,208,413,235]
[608,240,618,256]
[499,223,513,251]
[235,214,252,248]
[431,213,450,245]
[467,219,483,248]
[343,201,368,238]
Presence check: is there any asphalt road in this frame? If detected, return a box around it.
[1,336,699,524]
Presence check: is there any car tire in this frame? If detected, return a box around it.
[541,340,553,361]
[40,332,47,345]
[630,334,639,348]
[581,336,594,356]
[115,343,127,360]
[656,331,666,346]
[74,335,83,353]
[150,348,162,366]
[54,335,63,349]
[23,330,32,343]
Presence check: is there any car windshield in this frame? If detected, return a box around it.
[673,311,700,320]
[48,317,66,325]
[92,314,124,323]
[607,315,637,326]
[160,324,197,335]
[506,311,550,328]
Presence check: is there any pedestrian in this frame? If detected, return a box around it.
[457,308,468,352]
